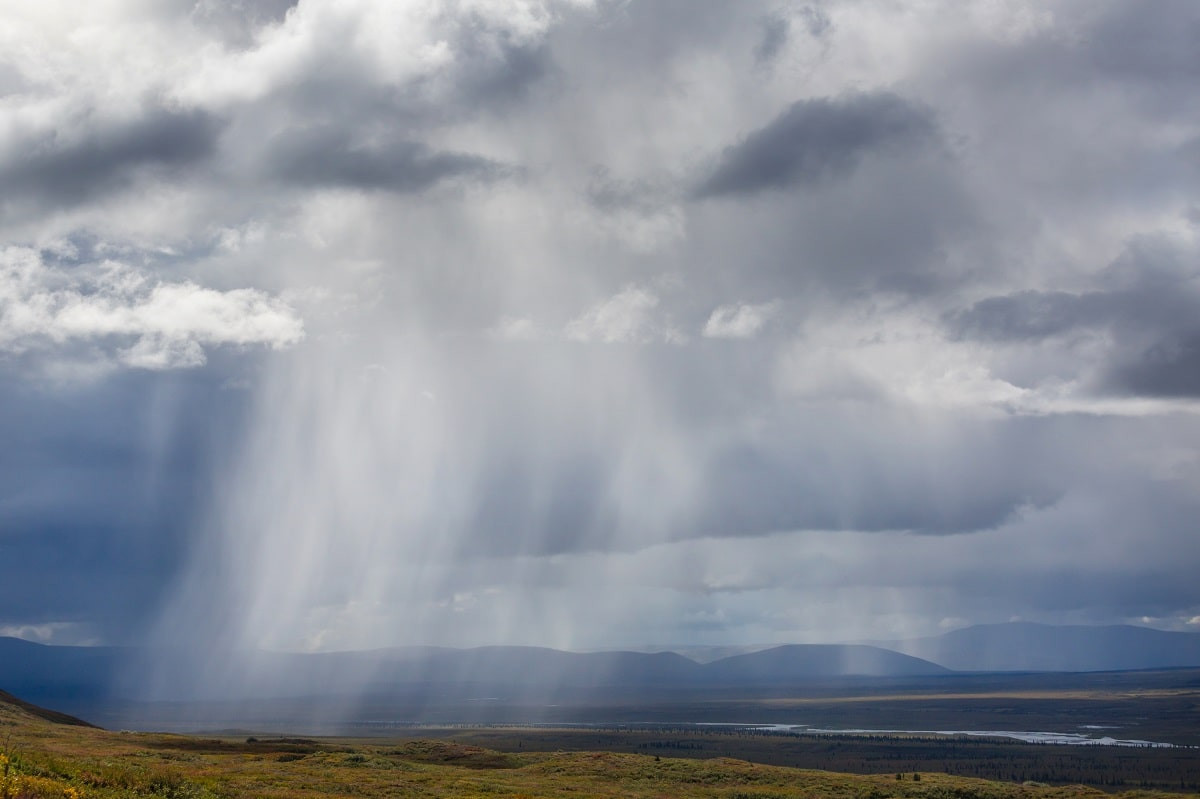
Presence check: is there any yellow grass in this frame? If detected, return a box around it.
[2,695,1195,799]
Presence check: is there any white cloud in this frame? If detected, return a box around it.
[775,311,1027,410]
[772,304,1200,418]
[565,284,680,344]
[703,301,778,339]
[173,0,593,108]
[0,622,95,646]
[0,246,303,370]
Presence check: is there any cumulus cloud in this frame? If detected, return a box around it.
[1108,333,1200,397]
[703,301,778,339]
[945,233,1200,400]
[0,247,303,370]
[564,285,681,344]
[0,622,95,646]
[172,0,584,110]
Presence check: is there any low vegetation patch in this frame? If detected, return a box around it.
[1,694,1196,798]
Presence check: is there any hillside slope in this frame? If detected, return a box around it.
[0,637,946,708]
[0,688,95,727]
[887,622,1200,672]
[0,690,1196,798]
[702,643,950,681]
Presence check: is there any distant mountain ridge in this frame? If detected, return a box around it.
[6,622,1200,715]
[703,644,949,680]
[881,622,1200,672]
[0,637,944,707]
[0,636,125,703]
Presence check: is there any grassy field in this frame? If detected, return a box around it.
[72,669,1200,750]
[410,726,1200,792]
[3,691,1200,799]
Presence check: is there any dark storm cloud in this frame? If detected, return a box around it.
[0,520,172,629]
[7,0,1200,650]
[1,108,223,209]
[681,151,974,300]
[956,240,1199,336]
[947,283,1196,346]
[963,477,1200,616]
[689,439,1056,539]
[946,236,1200,397]
[948,291,1110,342]
[266,127,506,192]
[694,92,938,198]
[405,344,1072,559]
[677,409,1077,542]
[465,449,615,557]
[0,366,251,641]
[1106,332,1200,397]
[264,45,550,135]
[446,33,554,111]
[456,436,1045,557]
[940,0,1200,102]
[1084,0,1200,87]
[236,15,538,193]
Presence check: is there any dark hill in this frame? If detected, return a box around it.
[0,637,944,709]
[0,687,96,727]
[0,636,123,703]
[885,622,1200,672]
[413,646,705,687]
[702,644,950,682]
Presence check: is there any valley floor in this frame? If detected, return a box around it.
[3,693,1200,799]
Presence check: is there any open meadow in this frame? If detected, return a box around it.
[4,686,1200,799]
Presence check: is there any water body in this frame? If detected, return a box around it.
[347,720,1183,748]
[705,723,1177,748]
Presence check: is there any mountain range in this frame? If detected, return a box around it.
[3,622,1200,714]
[877,621,1200,672]
[0,637,945,705]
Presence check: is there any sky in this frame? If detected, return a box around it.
[1,0,1199,654]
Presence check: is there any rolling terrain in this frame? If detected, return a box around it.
[882,623,1200,673]
[0,636,947,711]
[9,623,1200,718]
[8,624,1200,736]
[1,689,1198,798]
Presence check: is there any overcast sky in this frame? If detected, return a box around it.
[2,0,1199,652]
